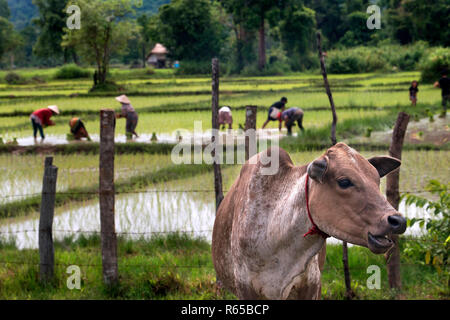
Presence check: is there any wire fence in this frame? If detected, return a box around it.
[0,188,445,274]
[0,259,439,272]
[0,187,443,200]
[0,228,443,244]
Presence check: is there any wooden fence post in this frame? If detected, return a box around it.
[245,105,257,161]
[386,112,410,290]
[99,109,118,286]
[39,156,58,283]
[211,58,224,212]
[317,32,338,146]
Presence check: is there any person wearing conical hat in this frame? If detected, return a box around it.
[30,105,60,140]
[115,95,139,139]
[69,117,91,141]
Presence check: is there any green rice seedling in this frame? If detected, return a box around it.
[365,127,373,138]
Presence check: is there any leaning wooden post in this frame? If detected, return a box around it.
[245,105,257,161]
[386,112,410,290]
[99,109,119,286]
[317,31,354,299]
[39,156,58,283]
[211,58,224,211]
[317,32,338,146]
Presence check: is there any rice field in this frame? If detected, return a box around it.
[0,67,448,300]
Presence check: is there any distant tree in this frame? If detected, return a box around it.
[63,0,140,85]
[339,12,372,47]
[0,0,10,19]
[280,5,316,57]
[137,14,158,68]
[221,0,258,73]
[304,0,347,48]
[158,0,227,62]
[0,17,23,67]
[384,0,450,46]
[32,0,76,63]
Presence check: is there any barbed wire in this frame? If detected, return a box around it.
[0,228,444,244]
[0,259,441,271]
[0,188,444,200]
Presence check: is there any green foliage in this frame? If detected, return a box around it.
[0,0,10,19]
[384,0,450,47]
[54,64,91,79]
[174,61,213,75]
[280,6,316,59]
[339,12,372,47]
[63,0,140,85]
[403,181,449,279]
[158,0,227,62]
[32,0,70,61]
[4,72,27,85]
[327,44,429,74]
[420,47,450,83]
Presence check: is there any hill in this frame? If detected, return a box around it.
[7,0,170,30]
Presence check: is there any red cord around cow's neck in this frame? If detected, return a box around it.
[303,174,330,239]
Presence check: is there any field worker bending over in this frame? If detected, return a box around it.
[218,106,233,130]
[69,117,91,141]
[115,95,139,139]
[262,97,288,131]
[281,107,304,136]
[30,105,60,140]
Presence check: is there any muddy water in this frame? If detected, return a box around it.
[0,191,215,249]
[11,128,288,147]
[0,188,430,249]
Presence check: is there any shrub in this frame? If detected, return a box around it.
[55,64,91,79]
[327,51,364,74]
[4,72,27,85]
[420,47,450,83]
[402,180,449,283]
[174,61,212,75]
[240,61,291,76]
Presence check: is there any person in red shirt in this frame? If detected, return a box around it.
[30,105,60,140]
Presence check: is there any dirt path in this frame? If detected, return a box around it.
[350,115,449,146]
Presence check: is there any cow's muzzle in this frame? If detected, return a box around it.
[367,232,393,254]
[387,214,407,234]
[367,214,407,254]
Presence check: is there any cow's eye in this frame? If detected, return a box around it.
[337,179,353,189]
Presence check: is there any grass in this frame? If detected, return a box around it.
[0,234,446,299]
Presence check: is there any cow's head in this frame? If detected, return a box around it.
[306,143,406,254]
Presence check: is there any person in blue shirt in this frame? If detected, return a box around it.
[281,107,304,135]
[262,97,288,130]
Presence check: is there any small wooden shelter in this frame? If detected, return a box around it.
[147,43,168,68]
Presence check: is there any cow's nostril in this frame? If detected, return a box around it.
[387,215,407,234]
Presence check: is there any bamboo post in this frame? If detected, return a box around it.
[99,109,118,286]
[212,58,224,211]
[39,156,58,283]
[245,105,257,161]
[316,31,355,299]
[386,112,410,289]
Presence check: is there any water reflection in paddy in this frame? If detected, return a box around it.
[0,189,430,249]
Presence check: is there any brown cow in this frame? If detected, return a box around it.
[212,143,406,300]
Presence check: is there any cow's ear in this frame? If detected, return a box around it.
[368,156,401,178]
[307,156,328,184]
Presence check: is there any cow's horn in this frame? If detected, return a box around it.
[307,156,329,184]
